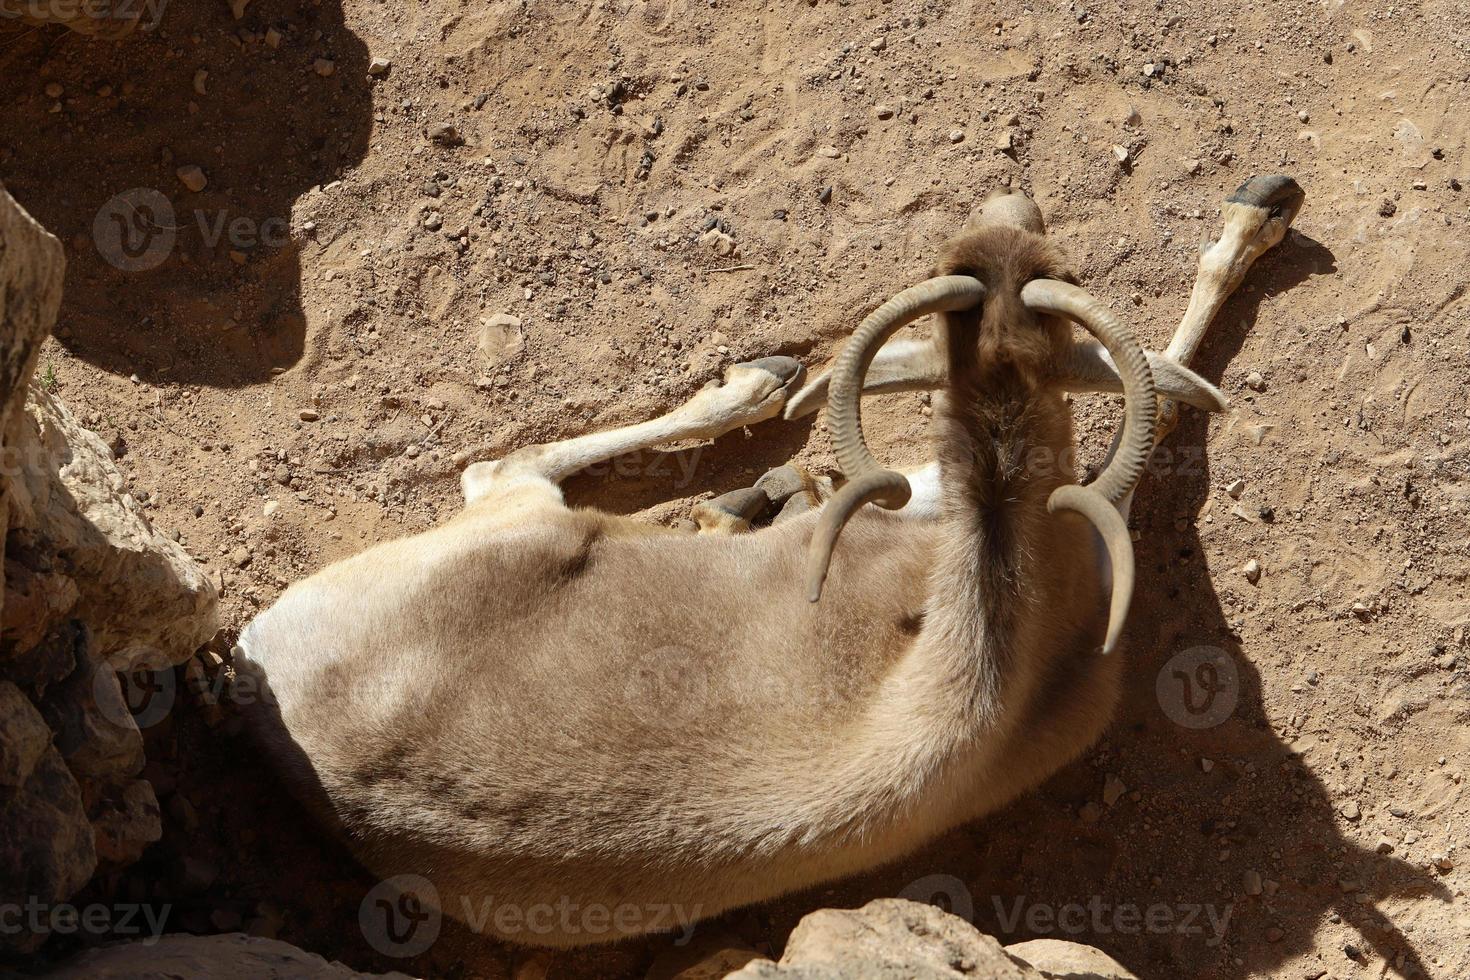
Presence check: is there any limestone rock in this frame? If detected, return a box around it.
[7,386,219,672]
[727,898,1044,979]
[0,746,96,934]
[2,181,65,629]
[41,932,421,978]
[90,778,163,867]
[0,678,51,786]
[1005,939,1139,979]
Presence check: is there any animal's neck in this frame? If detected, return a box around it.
[921,367,1075,728]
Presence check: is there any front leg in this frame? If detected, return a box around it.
[461,356,804,508]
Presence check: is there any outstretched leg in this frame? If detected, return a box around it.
[461,357,804,509]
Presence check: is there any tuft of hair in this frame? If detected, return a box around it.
[933,225,1074,391]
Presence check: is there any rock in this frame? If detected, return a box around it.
[368,56,392,77]
[1341,800,1362,821]
[1111,144,1130,165]
[229,0,250,19]
[39,656,144,783]
[1102,773,1126,806]
[948,129,966,143]
[313,58,336,78]
[1225,477,1245,498]
[869,37,887,51]
[1005,938,1140,979]
[298,408,320,422]
[1243,869,1263,896]
[818,185,833,204]
[430,122,461,145]
[175,166,208,193]
[875,104,895,120]
[40,932,418,978]
[479,314,525,370]
[995,131,1014,151]
[0,680,53,787]
[0,747,96,948]
[91,778,163,866]
[7,386,219,672]
[702,229,738,257]
[1246,370,1265,391]
[727,899,1045,979]
[1243,559,1262,584]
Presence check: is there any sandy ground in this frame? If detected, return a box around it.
[3,0,1468,977]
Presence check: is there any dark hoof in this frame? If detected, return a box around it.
[704,487,772,523]
[1228,175,1305,224]
[740,355,804,386]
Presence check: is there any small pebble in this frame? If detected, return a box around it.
[1242,870,1263,896]
[313,58,336,77]
[44,81,64,99]
[875,104,895,120]
[368,56,392,77]
[176,165,208,193]
[1246,370,1266,391]
[298,408,320,422]
[1225,478,1245,498]
[1243,559,1262,584]
[948,129,965,143]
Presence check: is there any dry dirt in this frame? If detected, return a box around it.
[3,0,1469,977]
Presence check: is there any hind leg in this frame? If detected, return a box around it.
[461,357,805,516]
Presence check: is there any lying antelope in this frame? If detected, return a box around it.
[236,176,1304,948]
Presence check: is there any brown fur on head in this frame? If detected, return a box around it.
[933,226,1075,392]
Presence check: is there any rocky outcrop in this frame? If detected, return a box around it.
[42,932,420,979]
[1,183,216,950]
[726,899,1137,980]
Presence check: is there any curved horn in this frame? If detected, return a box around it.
[1020,280,1157,504]
[805,275,987,601]
[1021,279,1157,653]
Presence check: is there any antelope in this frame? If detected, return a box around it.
[234,176,1304,948]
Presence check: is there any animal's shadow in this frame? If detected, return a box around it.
[635,231,1448,980]
[0,0,371,385]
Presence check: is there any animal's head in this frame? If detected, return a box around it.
[805,189,1159,654]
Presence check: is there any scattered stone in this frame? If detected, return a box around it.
[948,129,965,143]
[1200,757,1214,772]
[1242,869,1263,896]
[192,69,208,97]
[44,81,64,99]
[175,166,208,193]
[1123,104,1142,126]
[702,228,738,257]
[1102,773,1126,806]
[1244,559,1262,584]
[1297,109,1310,122]
[479,313,525,370]
[1379,198,1396,218]
[1388,804,1409,818]
[312,58,336,78]
[430,122,461,145]
[1340,800,1362,821]
[368,56,392,77]
[1246,370,1266,391]
[298,408,320,422]
[1376,837,1395,854]
[1184,158,1202,175]
[262,500,279,518]
[994,131,1014,151]
[423,211,443,231]
[1079,801,1102,823]
[875,104,895,120]
[229,0,250,18]
[1111,144,1130,164]
[869,36,887,51]
[1225,477,1245,498]
[818,185,833,204]
[1264,926,1284,943]
[264,27,282,48]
